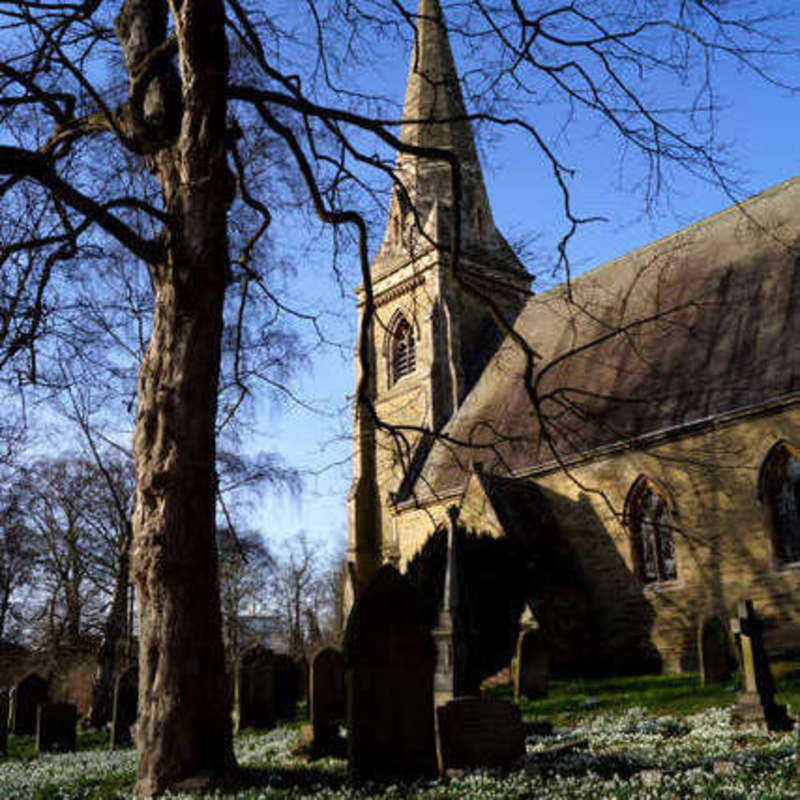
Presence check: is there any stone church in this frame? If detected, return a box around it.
[347,0,800,675]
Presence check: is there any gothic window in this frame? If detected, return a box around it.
[625,477,678,584]
[390,315,416,384]
[758,440,800,565]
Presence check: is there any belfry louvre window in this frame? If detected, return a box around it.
[758,440,800,565]
[625,476,678,584]
[391,317,416,383]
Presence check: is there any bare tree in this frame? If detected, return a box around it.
[267,534,342,659]
[17,457,131,647]
[0,0,794,793]
[217,527,273,666]
[0,484,37,641]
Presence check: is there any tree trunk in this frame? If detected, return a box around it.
[123,0,235,794]
[132,266,233,795]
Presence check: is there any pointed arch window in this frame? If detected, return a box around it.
[625,477,678,584]
[390,315,416,384]
[758,440,800,565]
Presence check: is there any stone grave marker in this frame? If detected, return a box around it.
[297,657,309,704]
[0,690,7,754]
[274,654,300,720]
[437,697,525,771]
[111,667,138,749]
[730,599,792,731]
[513,625,548,702]
[235,644,276,731]
[310,647,345,756]
[345,564,437,783]
[699,616,732,686]
[10,673,49,735]
[35,702,77,754]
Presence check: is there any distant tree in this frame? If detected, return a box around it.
[267,534,342,659]
[0,485,37,641]
[217,527,273,667]
[18,456,133,649]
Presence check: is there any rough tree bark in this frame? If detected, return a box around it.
[116,0,236,794]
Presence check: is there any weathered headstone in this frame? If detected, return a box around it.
[345,564,437,783]
[35,702,77,754]
[0,690,7,754]
[310,647,345,756]
[111,667,138,749]
[699,616,732,686]
[296,657,309,704]
[513,625,548,702]
[433,506,470,707]
[437,697,525,771]
[10,673,49,735]
[274,653,301,720]
[730,599,792,731]
[235,644,276,731]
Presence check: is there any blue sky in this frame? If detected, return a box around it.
[240,4,800,559]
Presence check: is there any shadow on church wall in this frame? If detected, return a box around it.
[404,479,662,681]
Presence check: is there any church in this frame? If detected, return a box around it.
[347,0,800,676]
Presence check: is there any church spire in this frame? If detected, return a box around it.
[399,0,480,169]
[375,0,529,284]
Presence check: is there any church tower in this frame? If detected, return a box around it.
[347,0,531,595]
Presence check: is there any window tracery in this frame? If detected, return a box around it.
[390,315,416,384]
[758,440,800,565]
[625,476,678,584]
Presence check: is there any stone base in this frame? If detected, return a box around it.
[731,692,793,732]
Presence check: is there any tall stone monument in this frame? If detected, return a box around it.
[432,506,470,707]
[310,647,346,757]
[345,564,437,783]
[730,599,792,731]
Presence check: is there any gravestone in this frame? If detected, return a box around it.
[310,647,345,756]
[274,654,300,720]
[437,697,525,771]
[111,667,138,749]
[0,690,7,754]
[35,702,77,754]
[345,564,437,783]
[297,658,309,704]
[699,616,732,686]
[10,673,49,735]
[513,626,548,702]
[730,599,792,731]
[236,644,276,731]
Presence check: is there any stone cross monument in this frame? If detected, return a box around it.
[730,599,792,731]
[433,506,470,706]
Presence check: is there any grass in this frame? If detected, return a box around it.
[1,726,111,763]
[515,661,800,724]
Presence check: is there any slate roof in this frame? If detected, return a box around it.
[413,177,800,499]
